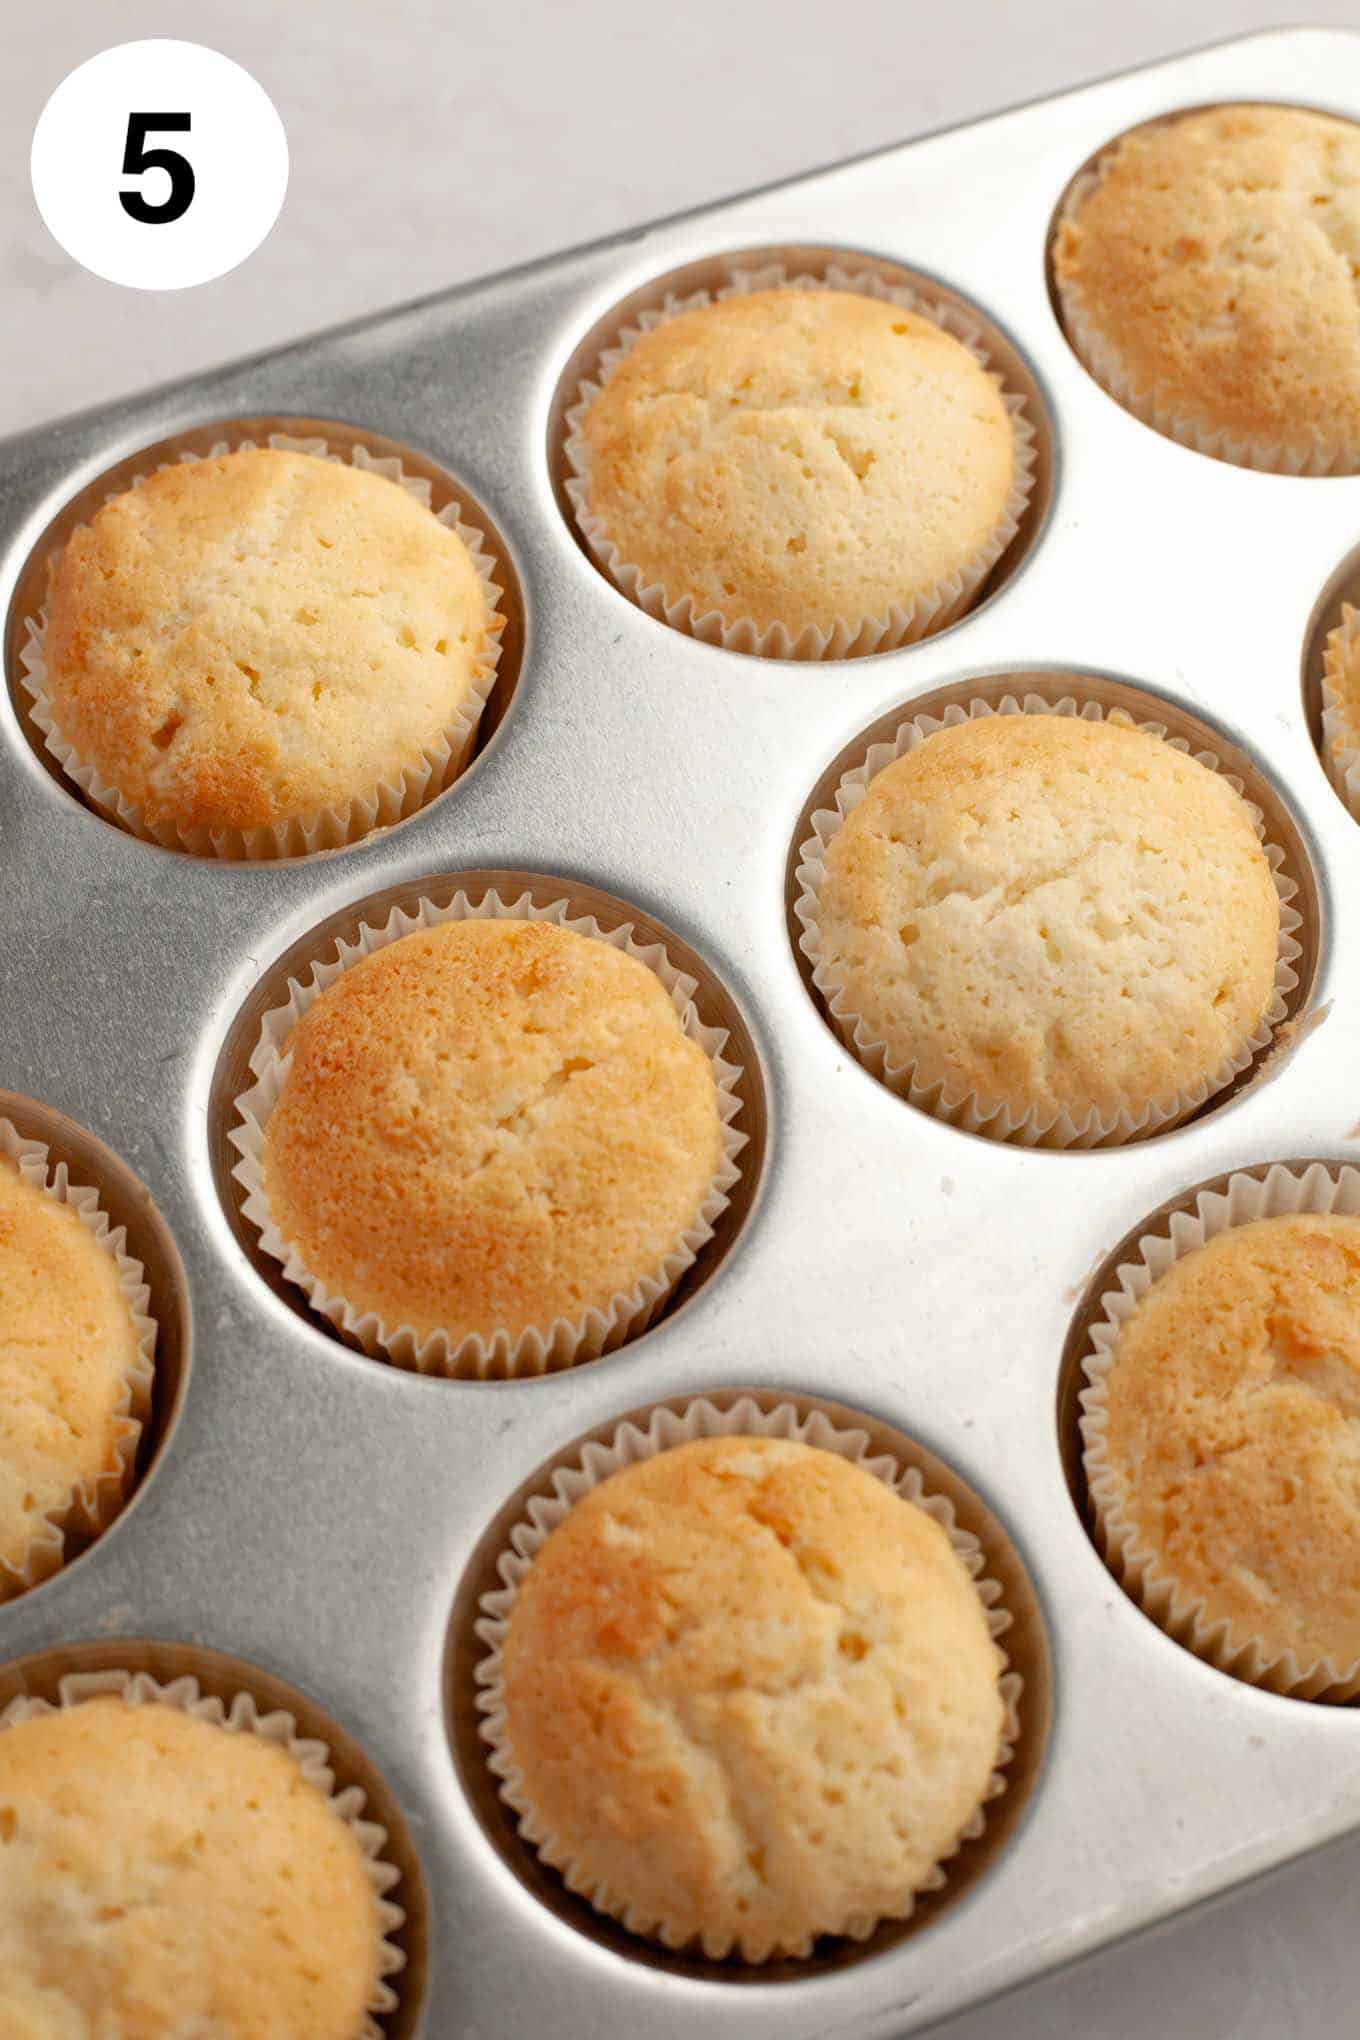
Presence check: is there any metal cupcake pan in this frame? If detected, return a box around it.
[2,24,1360,2035]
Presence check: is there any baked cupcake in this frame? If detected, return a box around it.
[804,712,1284,1143]
[36,445,499,853]
[1054,104,1360,473]
[0,1150,152,1596]
[252,916,730,1371]
[487,1435,1006,1958]
[568,285,1027,657]
[0,1690,389,2035]
[1322,602,1360,816]
[1082,1212,1360,1692]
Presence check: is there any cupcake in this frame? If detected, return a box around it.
[35,445,499,854]
[1082,1212,1360,1693]
[568,284,1027,657]
[0,1147,153,1596]
[251,915,731,1372]
[1322,602,1360,816]
[485,1435,1007,1958]
[0,1685,393,2035]
[803,712,1284,1144]
[1054,104,1360,473]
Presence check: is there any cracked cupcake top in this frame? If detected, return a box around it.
[1054,104,1360,470]
[574,287,1017,636]
[497,1435,1005,1959]
[260,918,724,1345]
[812,714,1280,1129]
[1094,1214,1360,1671]
[43,447,493,835]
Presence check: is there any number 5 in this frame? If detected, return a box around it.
[119,113,195,225]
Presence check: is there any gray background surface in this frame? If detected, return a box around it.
[7,5,1360,2035]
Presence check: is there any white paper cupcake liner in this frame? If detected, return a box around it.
[229,890,746,1378]
[793,691,1302,1148]
[1056,165,1360,477]
[1321,603,1360,819]
[1078,1160,1360,1701]
[20,430,505,859]
[564,262,1038,660]
[0,1117,156,1600]
[0,1667,405,2033]
[474,1393,1022,1961]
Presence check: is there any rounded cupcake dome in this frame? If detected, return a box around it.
[1054,104,1360,473]
[810,714,1281,1133]
[259,918,726,1350]
[42,446,495,839]
[1085,1213,1360,1681]
[0,1152,148,1593]
[493,1435,1006,1959]
[0,1695,385,2036]
[572,287,1019,647]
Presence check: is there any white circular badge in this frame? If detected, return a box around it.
[30,40,288,291]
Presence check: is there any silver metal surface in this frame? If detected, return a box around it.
[3,27,1360,2036]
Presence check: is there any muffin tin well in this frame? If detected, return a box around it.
[444,1387,1051,1980]
[3,415,526,859]
[1045,100,1360,473]
[786,668,1324,1145]
[1056,1156,1360,1703]
[548,242,1056,655]
[0,1636,427,2035]
[0,1090,190,1596]
[207,870,769,1373]
[4,26,1360,2040]
[1302,536,1360,819]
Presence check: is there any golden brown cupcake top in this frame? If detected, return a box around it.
[1055,105,1360,469]
[813,714,1280,1127]
[261,919,724,1345]
[0,1697,382,2036]
[498,1435,1005,1959]
[576,288,1016,635]
[44,447,492,834]
[1097,1214,1360,1671]
[0,1157,143,1583]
